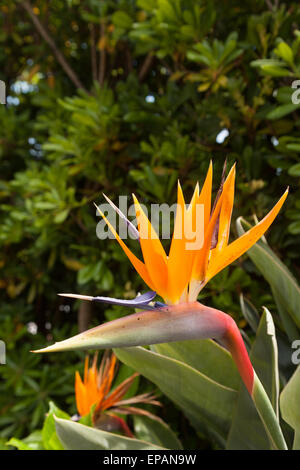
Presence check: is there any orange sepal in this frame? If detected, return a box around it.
[75,370,89,417]
[191,164,236,282]
[167,181,190,303]
[95,204,156,291]
[206,189,289,282]
[132,195,168,298]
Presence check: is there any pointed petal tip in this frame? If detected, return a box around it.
[31,334,88,354]
[94,202,103,215]
[58,293,94,301]
[226,161,236,180]
[31,344,59,354]
[102,193,115,205]
[277,187,289,204]
[132,193,139,206]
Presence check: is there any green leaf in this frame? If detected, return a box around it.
[280,365,300,449]
[227,308,280,449]
[266,103,300,120]
[77,263,98,284]
[7,431,44,450]
[251,308,279,413]
[251,59,290,77]
[54,416,165,450]
[0,438,12,450]
[79,404,95,427]
[274,42,294,66]
[42,401,70,450]
[261,66,290,77]
[133,415,183,450]
[114,346,237,446]
[54,209,69,224]
[286,143,300,151]
[239,293,260,332]
[236,217,300,339]
[288,163,300,177]
[288,220,300,235]
[112,11,133,29]
[152,338,240,390]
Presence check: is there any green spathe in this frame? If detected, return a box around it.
[33,302,228,353]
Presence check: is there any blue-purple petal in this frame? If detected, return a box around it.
[154,301,167,308]
[93,291,158,309]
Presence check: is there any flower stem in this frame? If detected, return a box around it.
[222,317,287,450]
[251,372,287,450]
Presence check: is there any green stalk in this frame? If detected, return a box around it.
[221,315,287,450]
[252,371,287,450]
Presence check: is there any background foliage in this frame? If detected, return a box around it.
[0,0,300,449]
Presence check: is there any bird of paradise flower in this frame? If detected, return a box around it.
[35,162,288,449]
[75,351,161,437]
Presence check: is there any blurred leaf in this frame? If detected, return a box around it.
[267,103,300,119]
[42,401,70,450]
[54,416,164,450]
[7,430,44,450]
[288,163,300,177]
[54,209,69,224]
[274,42,294,66]
[280,365,300,449]
[133,415,183,449]
[239,293,260,333]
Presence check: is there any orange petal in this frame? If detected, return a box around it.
[206,189,288,281]
[101,372,139,411]
[187,182,199,211]
[95,204,156,291]
[167,164,213,303]
[191,164,236,281]
[75,371,89,416]
[91,352,98,375]
[132,195,168,298]
[197,161,213,230]
[215,162,235,252]
[86,367,99,409]
[97,354,117,410]
[187,162,213,277]
[103,353,117,397]
[167,181,190,303]
[185,182,200,250]
[84,356,89,383]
